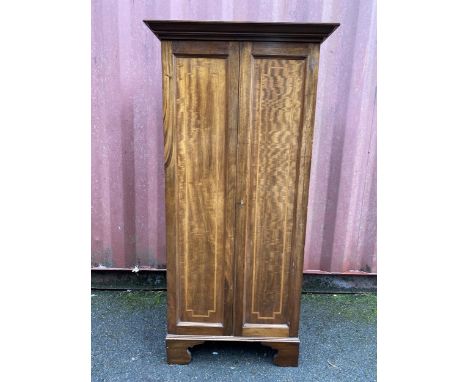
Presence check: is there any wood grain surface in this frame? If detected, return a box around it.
[163,41,239,335]
[166,334,300,366]
[235,42,319,338]
[159,26,325,366]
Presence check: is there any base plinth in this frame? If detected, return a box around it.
[165,335,300,367]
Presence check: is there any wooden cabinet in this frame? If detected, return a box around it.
[145,21,339,367]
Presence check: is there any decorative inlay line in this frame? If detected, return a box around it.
[249,58,305,320]
[250,61,264,319]
[177,58,225,319]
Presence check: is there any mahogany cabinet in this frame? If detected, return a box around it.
[144,21,339,367]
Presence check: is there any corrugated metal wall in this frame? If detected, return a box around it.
[91,0,376,274]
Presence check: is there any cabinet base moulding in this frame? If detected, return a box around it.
[166,334,300,367]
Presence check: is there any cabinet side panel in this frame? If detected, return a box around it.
[288,45,321,336]
[162,41,177,333]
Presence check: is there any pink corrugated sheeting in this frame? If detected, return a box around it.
[91,0,377,273]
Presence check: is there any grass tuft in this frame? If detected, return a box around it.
[302,293,377,323]
[116,290,167,310]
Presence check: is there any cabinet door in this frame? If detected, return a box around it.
[234,42,320,337]
[162,41,239,335]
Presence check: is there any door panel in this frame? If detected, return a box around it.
[235,42,320,337]
[162,41,239,335]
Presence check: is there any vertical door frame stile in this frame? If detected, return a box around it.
[231,40,241,337]
[223,41,241,335]
[233,41,252,336]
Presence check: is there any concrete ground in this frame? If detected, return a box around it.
[92,291,376,381]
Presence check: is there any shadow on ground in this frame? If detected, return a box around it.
[91,291,376,382]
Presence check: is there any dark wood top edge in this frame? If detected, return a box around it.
[143,20,340,43]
